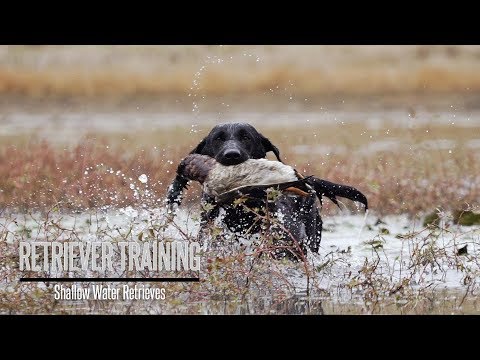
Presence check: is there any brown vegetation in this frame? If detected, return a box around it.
[2,46,480,97]
[1,136,478,216]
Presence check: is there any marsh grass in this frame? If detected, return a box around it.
[1,205,479,314]
[1,131,478,216]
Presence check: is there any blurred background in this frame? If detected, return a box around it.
[1,45,479,214]
[2,45,480,97]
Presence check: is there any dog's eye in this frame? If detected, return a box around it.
[241,135,250,142]
[214,134,225,142]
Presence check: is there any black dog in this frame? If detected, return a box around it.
[166,122,367,258]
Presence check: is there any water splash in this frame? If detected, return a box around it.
[187,47,266,130]
[356,208,369,243]
[138,174,148,184]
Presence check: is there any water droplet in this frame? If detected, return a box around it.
[138,174,148,183]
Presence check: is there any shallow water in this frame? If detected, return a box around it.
[1,94,479,164]
[2,207,479,314]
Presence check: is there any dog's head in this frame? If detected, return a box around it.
[190,123,281,165]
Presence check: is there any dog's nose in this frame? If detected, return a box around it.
[224,149,241,160]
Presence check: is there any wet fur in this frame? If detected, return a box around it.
[166,122,367,259]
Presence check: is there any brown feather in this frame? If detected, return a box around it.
[178,154,217,183]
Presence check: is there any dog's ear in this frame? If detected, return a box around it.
[260,135,282,162]
[189,137,207,155]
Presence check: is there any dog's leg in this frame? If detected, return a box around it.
[165,174,189,208]
[300,194,322,254]
[274,196,308,259]
[305,209,322,254]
